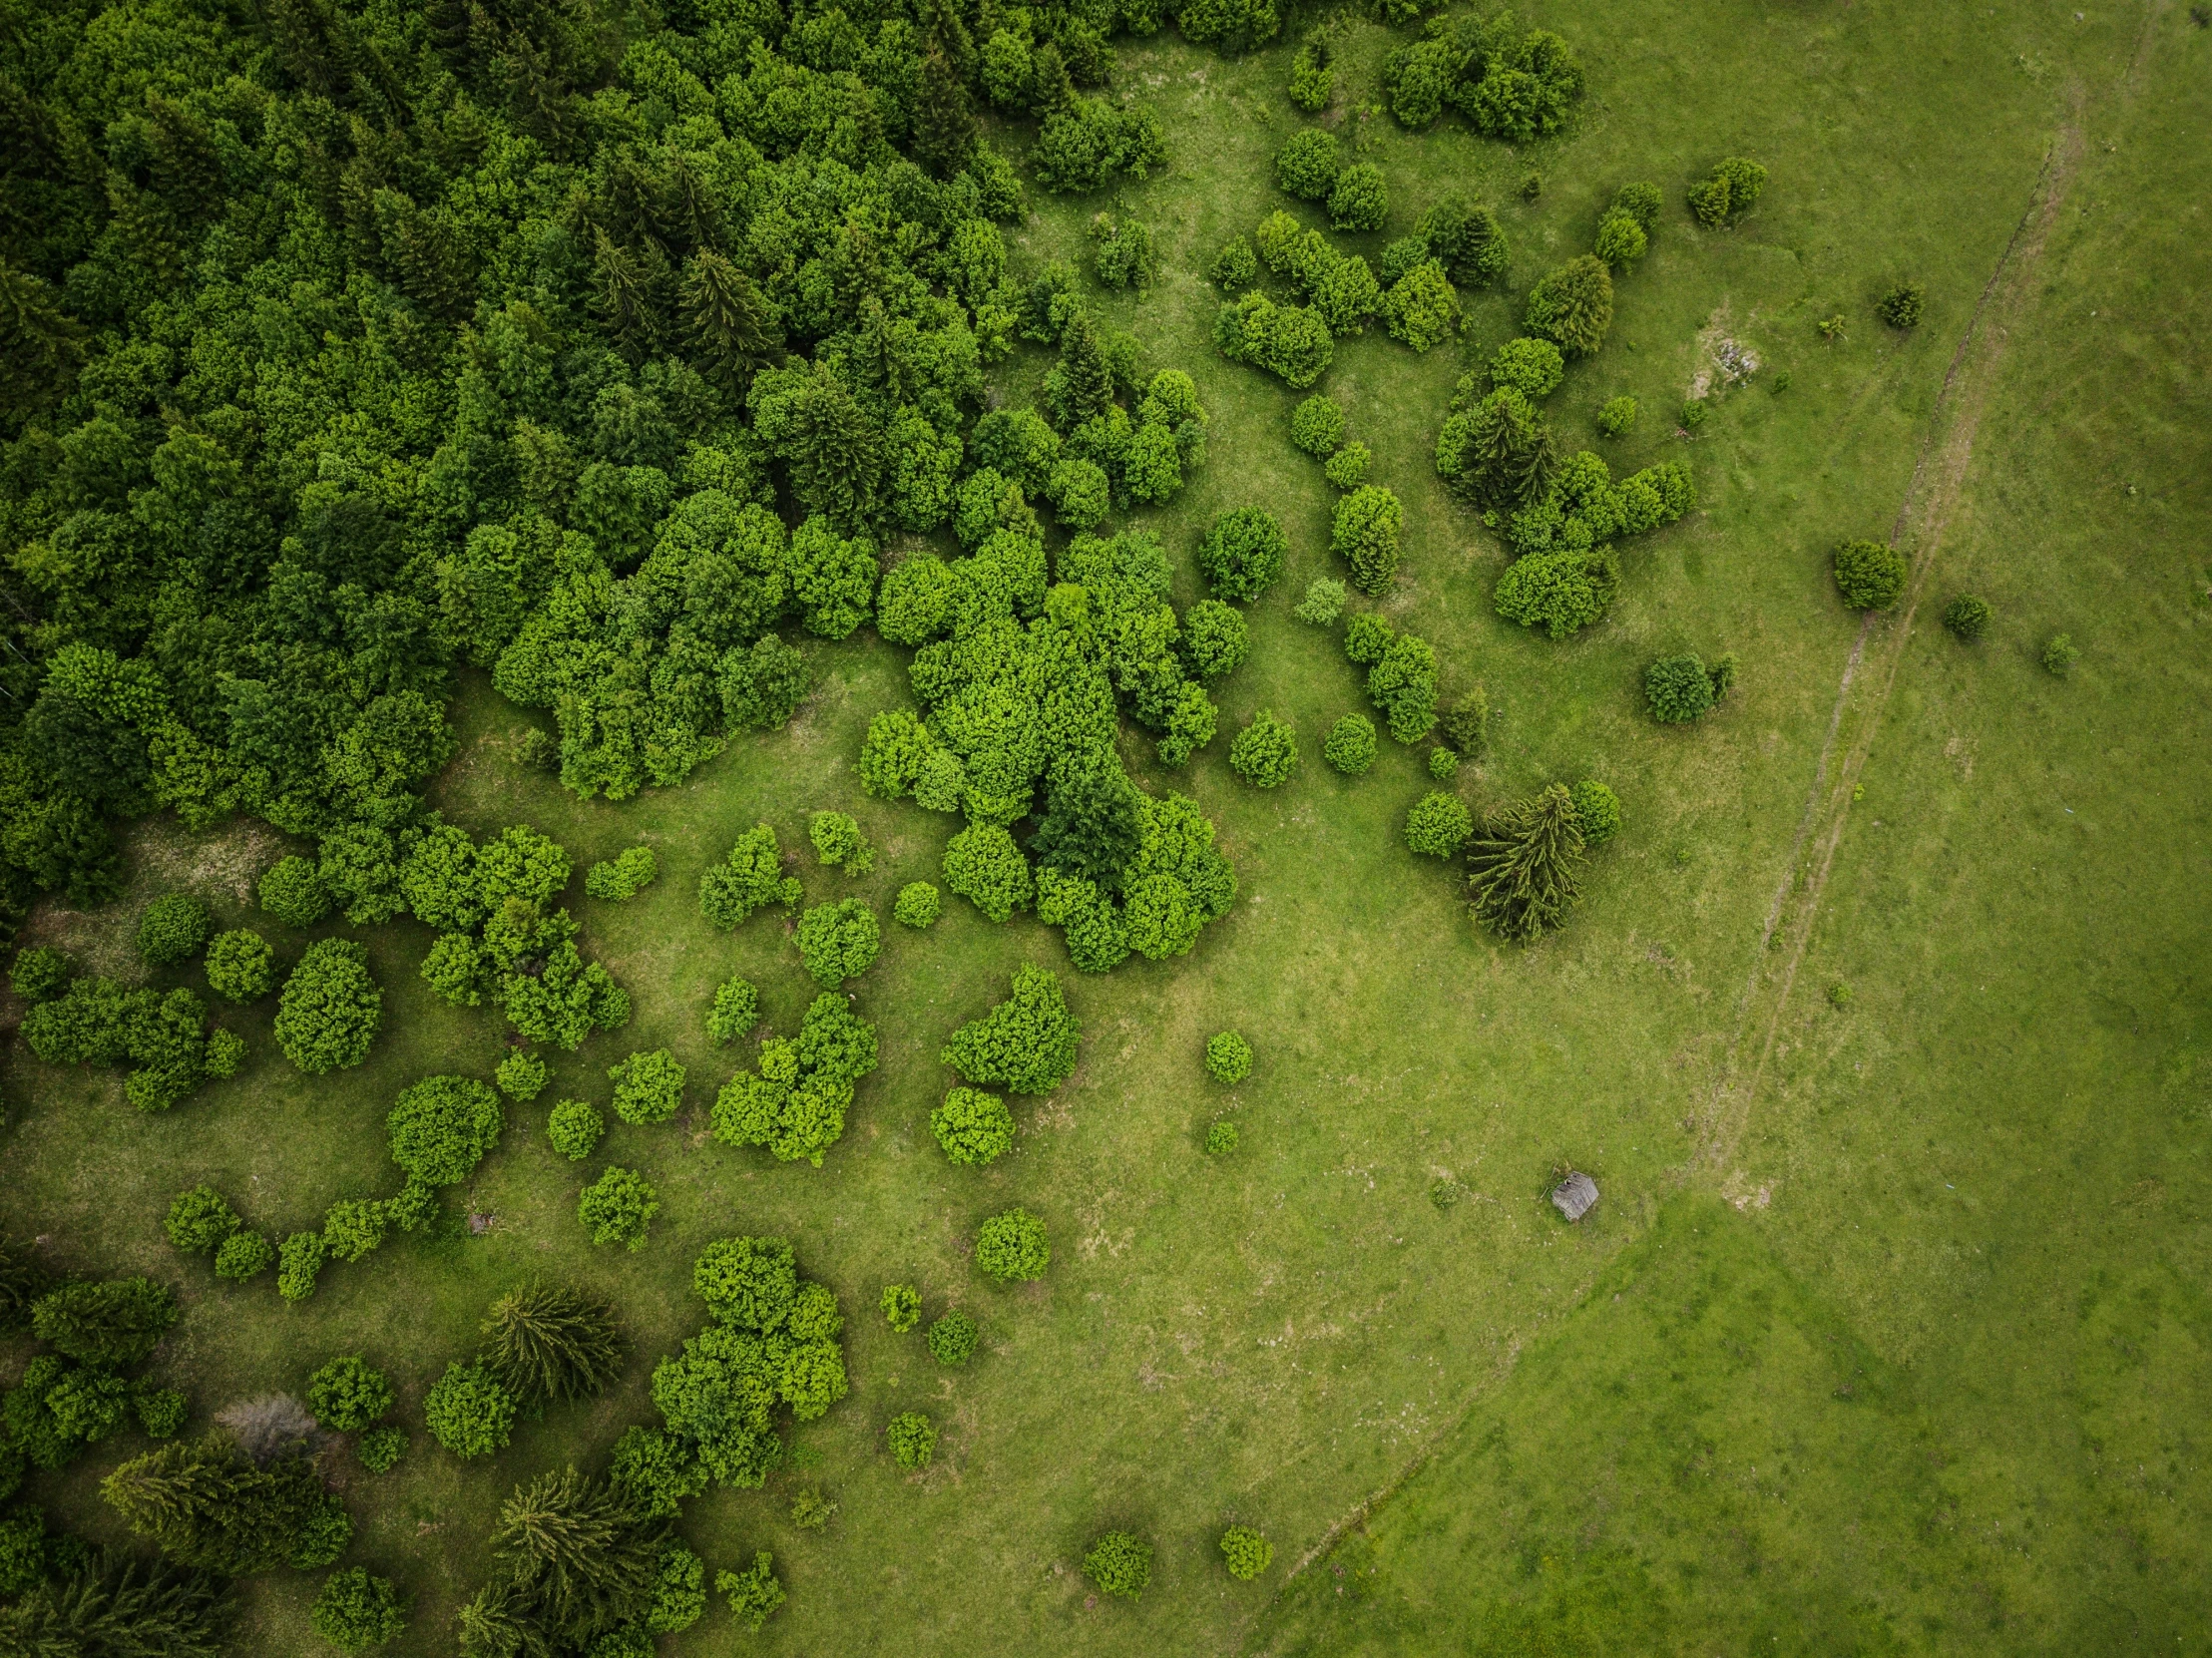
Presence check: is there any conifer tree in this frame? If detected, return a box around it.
[912,52,977,179]
[1466,784,1585,942]
[0,1550,231,1656]
[591,226,659,355]
[1028,41,1076,114]
[0,257,85,424]
[679,249,780,389]
[481,1283,626,1405]
[1053,309,1115,429]
[101,1435,326,1575]
[489,1468,665,1643]
[780,365,883,529]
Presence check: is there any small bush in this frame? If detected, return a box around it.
[1274,130,1340,200]
[1688,157,1767,226]
[927,1310,979,1366]
[584,846,658,902]
[357,1426,406,1472]
[1428,747,1460,781]
[717,1552,786,1631]
[1323,712,1379,775]
[1491,337,1564,400]
[886,1411,937,1469]
[9,946,67,1003]
[1328,163,1388,231]
[808,811,873,873]
[1229,710,1299,788]
[1833,540,1908,610]
[289,1499,352,1569]
[214,1231,275,1281]
[204,931,274,1003]
[1526,255,1612,355]
[1210,235,1258,289]
[274,940,381,1074]
[1205,1031,1253,1083]
[423,1360,515,1458]
[1084,1531,1152,1599]
[1332,486,1403,594]
[975,1208,1050,1282]
[258,855,331,928]
[277,1231,326,1302]
[1611,181,1663,229]
[313,1567,406,1651]
[1679,396,1708,431]
[1405,792,1474,858]
[1943,595,1991,640]
[1593,208,1647,267]
[1520,172,1544,201]
[1290,396,1347,456]
[1827,982,1856,1011]
[2041,633,2080,676]
[931,1086,1017,1166]
[1221,1524,1273,1580]
[579,1167,659,1251]
[1198,507,1289,602]
[165,1185,240,1254]
[136,895,213,968]
[1645,654,1719,724]
[547,1099,605,1161]
[893,883,943,929]
[1441,686,1490,756]
[942,825,1034,924]
[307,1357,394,1433]
[137,1387,188,1438]
[1877,283,1924,328]
[879,1284,921,1334]
[1294,579,1347,626]
[1183,601,1250,680]
[610,1048,685,1125]
[1322,443,1371,490]
[204,1028,245,1079]
[704,977,760,1045]
[797,899,882,987]
[1595,395,1637,437]
[494,1050,548,1102]
[387,1074,504,1186]
[1569,780,1622,845]
[321,1198,387,1264]
[1205,1119,1239,1155]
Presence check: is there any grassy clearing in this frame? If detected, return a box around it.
[5,0,2205,1653]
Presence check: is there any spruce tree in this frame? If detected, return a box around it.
[679,249,780,389]
[1466,784,1585,942]
[31,1278,179,1367]
[0,1550,231,1657]
[1028,41,1076,115]
[591,226,659,355]
[490,1468,665,1644]
[481,1283,626,1405]
[911,52,977,179]
[1031,761,1144,890]
[0,258,85,426]
[1052,309,1115,429]
[102,1435,325,1575]
[783,365,883,529]
[1448,388,1557,511]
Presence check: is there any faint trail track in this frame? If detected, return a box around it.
[1694,116,2084,1174]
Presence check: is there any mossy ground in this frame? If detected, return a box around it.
[6,1,2209,1653]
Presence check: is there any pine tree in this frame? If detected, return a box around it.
[1466,784,1584,942]
[491,1468,665,1644]
[1028,41,1076,115]
[782,365,883,529]
[482,1282,625,1405]
[102,1435,325,1575]
[1052,308,1115,428]
[0,1550,231,1657]
[679,249,781,389]
[911,52,977,179]
[0,257,85,425]
[592,226,660,357]
[1031,761,1145,890]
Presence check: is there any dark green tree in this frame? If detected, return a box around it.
[679,249,781,391]
[488,1467,666,1645]
[0,1550,232,1657]
[911,53,977,179]
[31,1278,180,1367]
[483,1283,627,1405]
[101,1435,328,1575]
[1466,784,1585,942]
[1031,762,1145,891]
[1051,309,1115,429]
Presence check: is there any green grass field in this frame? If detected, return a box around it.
[6,0,2209,1653]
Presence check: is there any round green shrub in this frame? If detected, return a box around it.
[387,1075,504,1186]
[1490,337,1564,400]
[1205,1119,1239,1155]
[1593,208,1647,267]
[204,930,274,1003]
[1331,485,1403,595]
[9,946,67,1003]
[975,1208,1050,1283]
[546,1099,604,1161]
[1328,163,1388,231]
[879,1284,921,1334]
[214,1231,275,1281]
[1220,1524,1273,1580]
[1211,235,1258,289]
[1944,595,1991,639]
[494,1050,548,1102]
[1274,129,1340,200]
[312,1567,405,1651]
[1595,395,1638,437]
[356,1426,406,1472]
[609,1047,685,1125]
[423,1360,515,1458]
[1198,508,1288,602]
[926,1310,979,1366]
[1229,709,1298,788]
[886,1411,936,1469]
[165,1184,240,1254]
[1323,713,1379,775]
[136,1387,188,1438]
[1083,1530,1152,1599]
[203,1028,246,1079]
[138,895,212,967]
[1294,579,1347,627]
[307,1356,394,1432]
[258,855,331,928]
[1877,282,1924,328]
[578,1165,659,1251]
[1569,780,1622,845]
[276,1231,326,1303]
[893,883,942,929]
[288,1498,352,1568]
[2041,633,2080,676]
[1525,254,1614,356]
[1405,792,1474,858]
[1428,747,1460,781]
[931,1086,1016,1166]
[1833,540,1907,610]
[1322,443,1371,490]
[1205,1031,1253,1083]
[274,939,381,1074]
[1611,181,1664,229]
[707,975,761,1041]
[1645,654,1719,724]
[649,1543,706,1634]
[807,810,869,871]
[1182,601,1249,681]
[1290,396,1347,456]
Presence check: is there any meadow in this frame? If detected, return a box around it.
[4,0,2208,1653]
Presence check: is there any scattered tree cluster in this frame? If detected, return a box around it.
[1344,614,1442,744]
[22,972,240,1110]
[585,846,660,902]
[1645,652,1739,724]
[943,967,1082,1094]
[711,995,880,1166]
[1382,11,1583,141]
